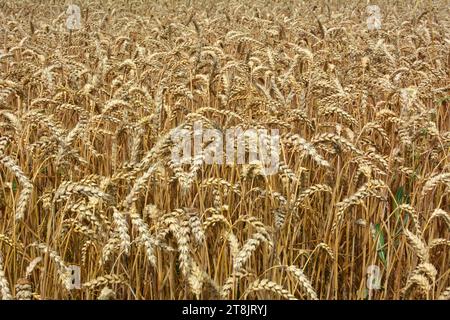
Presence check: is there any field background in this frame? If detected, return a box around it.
[0,0,449,300]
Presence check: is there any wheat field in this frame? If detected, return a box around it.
[0,0,449,300]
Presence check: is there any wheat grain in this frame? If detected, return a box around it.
[0,253,12,300]
[244,279,297,300]
[0,0,448,301]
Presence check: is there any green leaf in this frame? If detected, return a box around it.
[436,95,450,105]
[393,187,411,240]
[372,223,387,267]
[394,187,410,206]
